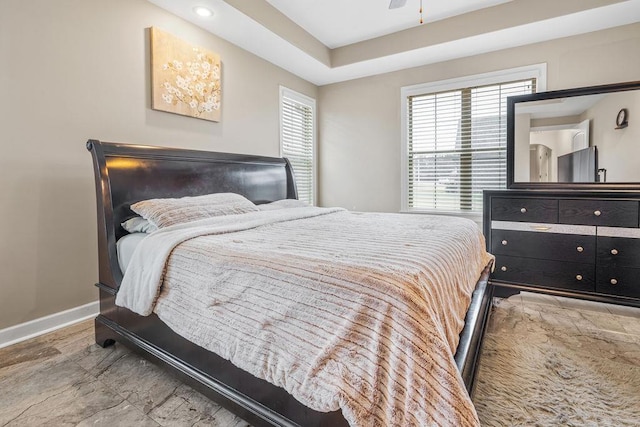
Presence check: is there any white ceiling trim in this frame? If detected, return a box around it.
[148,0,640,86]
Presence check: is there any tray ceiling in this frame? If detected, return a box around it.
[147,0,640,85]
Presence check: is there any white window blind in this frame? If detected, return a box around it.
[280,87,316,205]
[406,78,536,214]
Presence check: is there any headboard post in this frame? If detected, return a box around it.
[87,139,298,291]
[87,140,123,288]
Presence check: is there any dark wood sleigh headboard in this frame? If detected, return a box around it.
[86,139,298,289]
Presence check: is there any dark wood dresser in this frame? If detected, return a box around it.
[484,190,640,306]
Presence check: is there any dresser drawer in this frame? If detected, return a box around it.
[492,255,594,292]
[559,199,639,227]
[492,229,595,263]
[597,236,640,269]
[596,266,640,299]
[491,198,557,223]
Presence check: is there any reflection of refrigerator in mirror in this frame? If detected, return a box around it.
[558,146,598,183]
[530,144,552,182]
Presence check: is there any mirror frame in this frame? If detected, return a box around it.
[507,80,640,190]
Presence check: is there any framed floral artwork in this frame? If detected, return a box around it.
[150,27,221,122]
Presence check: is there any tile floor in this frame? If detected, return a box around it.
[0,321,249,426]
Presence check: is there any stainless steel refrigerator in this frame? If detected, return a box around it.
[557,146,598,183]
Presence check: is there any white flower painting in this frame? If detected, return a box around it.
[150,27,222,122]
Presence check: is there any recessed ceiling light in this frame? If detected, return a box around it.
[193,6,214,17]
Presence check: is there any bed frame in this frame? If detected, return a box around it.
[87,139,493,427]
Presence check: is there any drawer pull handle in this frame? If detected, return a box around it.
[576,275,583,281]
[610,278,618,285]
[611,249,619,255]
[576,246,584,253]
[501,266,507,272]
[520,207,527,213]
[531,226,551,231]
[594,210,602,217]
[501,240,508,246]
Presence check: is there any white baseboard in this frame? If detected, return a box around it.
[0,301,99,349]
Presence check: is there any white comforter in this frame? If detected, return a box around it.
[116,207,492,426]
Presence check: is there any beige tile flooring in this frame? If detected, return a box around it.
[0,321,249,426]
[1,292,639,426]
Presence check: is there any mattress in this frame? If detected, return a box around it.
[116,232,147,273]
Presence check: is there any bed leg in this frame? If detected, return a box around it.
[95,317,116,348]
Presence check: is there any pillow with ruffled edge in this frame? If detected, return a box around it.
[121,217,158,233]
[257,199,310,211]
[131,192,259,228]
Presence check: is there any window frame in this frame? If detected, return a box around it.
[279,86,317,206]
[400,64,547,219]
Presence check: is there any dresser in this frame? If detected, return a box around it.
[483,190,640,305]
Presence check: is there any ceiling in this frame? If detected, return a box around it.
[264,0,512,48]
[147,0,640,86]
[519,94,606,119]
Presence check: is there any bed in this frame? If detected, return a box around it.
[87,139,494,427]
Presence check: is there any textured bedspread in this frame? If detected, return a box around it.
[116,207,492,426]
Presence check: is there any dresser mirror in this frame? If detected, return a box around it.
[507,81,640,189]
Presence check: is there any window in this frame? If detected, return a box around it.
[401,65,545,216]
[280,87,316,205]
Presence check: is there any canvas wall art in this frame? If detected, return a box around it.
[150,27,221,122]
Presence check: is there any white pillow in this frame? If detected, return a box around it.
[121,217,158,233]
[130,192,258,228]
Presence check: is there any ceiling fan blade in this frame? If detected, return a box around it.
[389,0,407,9]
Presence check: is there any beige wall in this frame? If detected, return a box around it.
[318,24,640,212]
[514,113,532,182]
[0,0,316,329]
[585,91,640,182]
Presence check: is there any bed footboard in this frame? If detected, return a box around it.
[92,263,493,427]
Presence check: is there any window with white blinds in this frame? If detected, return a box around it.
[280,87,316,205]
[402,71,540,215]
